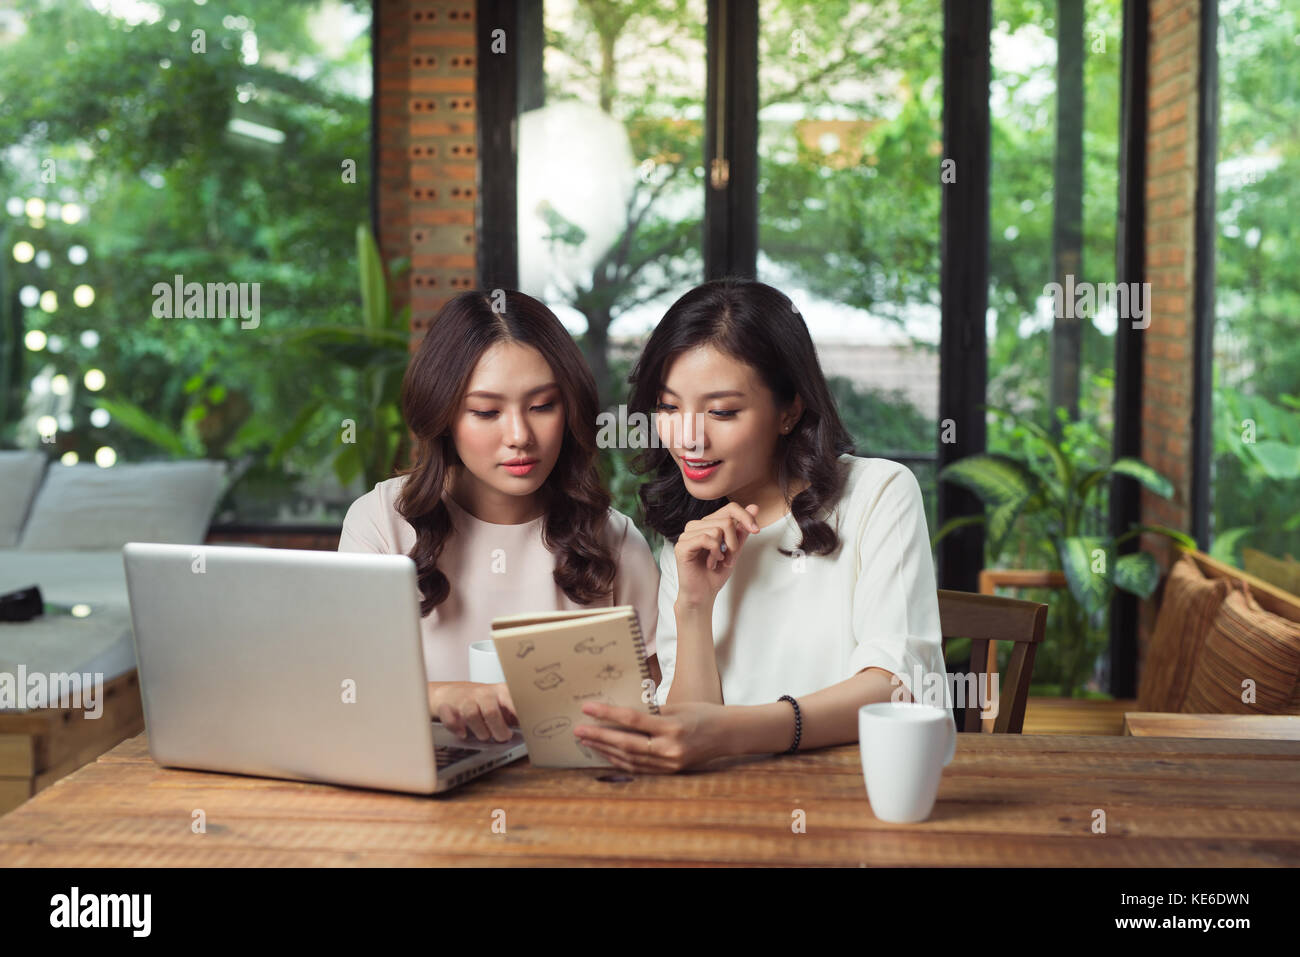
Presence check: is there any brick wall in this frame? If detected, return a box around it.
[1138,0,1203,655]
[378,0,479,338]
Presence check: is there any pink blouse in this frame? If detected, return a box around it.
[338,475,659,682]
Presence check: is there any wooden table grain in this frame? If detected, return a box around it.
[0,731,1297,866]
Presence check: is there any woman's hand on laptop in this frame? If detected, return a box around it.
[427,682,519,743]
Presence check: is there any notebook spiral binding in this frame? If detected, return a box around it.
[627,612,660,715]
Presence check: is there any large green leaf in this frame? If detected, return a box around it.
[983,404,1072,491]
[270,326,409,370]
[987,496,1029,558]
[1248,441,1300,480]
[1113,522,1197,549]
[95,397,193,457]
[1107,457,1174,498]
[357,224,387,332]
[938,454,1039,507]
[1058,536,1111,616]
[374,365,405,408]
[1074,466,1109,499]
[930,514,984,548]
[269,399,324,467]
[1209,526,1254,565]
[332,438,363,487]
[1113,551,1160,599]
[394,303,412,333]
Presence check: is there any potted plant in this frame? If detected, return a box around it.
[268,224,413,493]
[931,405,1195,698]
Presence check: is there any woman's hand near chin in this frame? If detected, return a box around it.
[673,502,761,608]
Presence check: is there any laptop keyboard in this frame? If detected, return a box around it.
[435,744,481,768]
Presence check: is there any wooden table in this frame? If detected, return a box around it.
[0,731,1297,866]
[1123,712,1300,740]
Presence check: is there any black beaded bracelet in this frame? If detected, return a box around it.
[778,694,802,754]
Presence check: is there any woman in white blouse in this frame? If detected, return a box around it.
[573,278,948,772]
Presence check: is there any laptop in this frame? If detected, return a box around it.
[121,542,527,794]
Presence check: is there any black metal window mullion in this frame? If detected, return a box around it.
[1190,0,1218,549]
[476,0,523,290]
[936,0,992,595]
[703,0,758,280]
[1107,0,1150,698]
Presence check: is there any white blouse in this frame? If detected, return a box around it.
[653,454,946,707]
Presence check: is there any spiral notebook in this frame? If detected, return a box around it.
[491,605,658,768]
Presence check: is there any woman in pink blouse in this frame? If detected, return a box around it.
[339,290,660,744]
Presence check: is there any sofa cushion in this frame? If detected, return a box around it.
[1138,555,1230,712]
[18,460,227,550]
[0,450,49,547]
[1182,583,1300,714]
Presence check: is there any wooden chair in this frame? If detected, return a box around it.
[937,589,1048,734]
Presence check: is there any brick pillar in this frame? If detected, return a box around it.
[375,0,480,339]
[1138,0,1203,651]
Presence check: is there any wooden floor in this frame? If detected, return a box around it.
[1020,697,1134,736]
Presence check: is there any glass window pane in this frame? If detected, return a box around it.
[519,0,707,540]
[757,0,945,533]
[519,0,707,410]
[1211,0,1300,579]
[0,1,373,524]
[987,0,1122,696]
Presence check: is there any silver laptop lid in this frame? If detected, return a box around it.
[122,542,439,794]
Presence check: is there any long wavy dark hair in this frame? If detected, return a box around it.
[628,277,856,556]
[396,290,616,616]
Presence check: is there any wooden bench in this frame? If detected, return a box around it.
[0,670,144,817]
[979,544,1300,736]
[1022,696,1133,735]
[1121,712,1300,739]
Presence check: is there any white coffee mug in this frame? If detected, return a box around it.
[468,640,506,685]
[859,702,957,823]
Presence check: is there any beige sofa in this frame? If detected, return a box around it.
[0,451,227,814]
